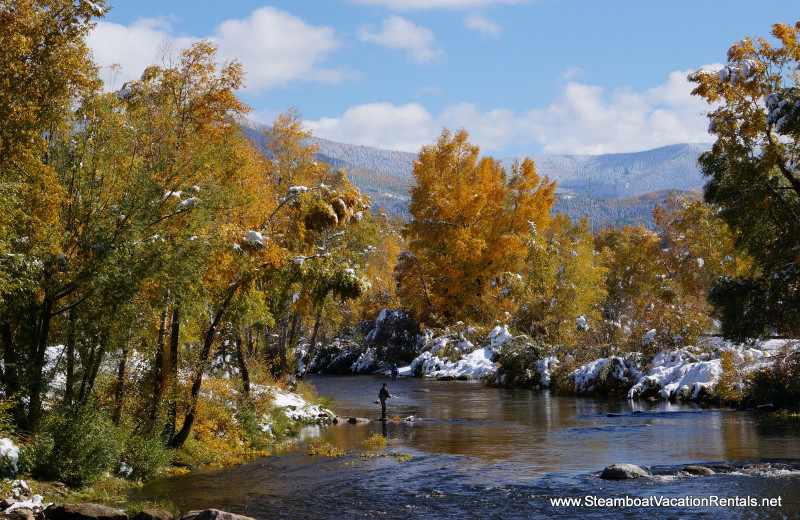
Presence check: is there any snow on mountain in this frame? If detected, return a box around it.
[243,121,712,224]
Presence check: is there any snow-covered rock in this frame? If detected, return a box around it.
[568,356,641,394]
[0,438,19,476]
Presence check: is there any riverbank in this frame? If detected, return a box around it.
[0,382,335,516]
[309,320,798,407]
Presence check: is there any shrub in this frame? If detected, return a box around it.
[360,434,387,448]
[20,405,123,487]
[713,349,746,404]
[119,433,173,481]
[746,349,800,409]
[493,338,545,388]
[362,310,422,364]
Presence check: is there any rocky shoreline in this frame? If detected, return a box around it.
[0,502,257,520]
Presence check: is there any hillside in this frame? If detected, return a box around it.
[243,122,711,227]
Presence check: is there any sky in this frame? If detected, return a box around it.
[87,0,800,157]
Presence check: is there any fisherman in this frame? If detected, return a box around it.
[379,382,392,419]
[391,363,399,380]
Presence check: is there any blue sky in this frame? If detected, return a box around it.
[88,0,799,157]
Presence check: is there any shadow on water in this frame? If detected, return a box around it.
[131,375,800,519]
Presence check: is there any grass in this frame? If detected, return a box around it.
[360,434,387,448]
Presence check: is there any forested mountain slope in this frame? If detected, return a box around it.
[244,122,711,226]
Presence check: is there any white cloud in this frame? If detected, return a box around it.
[522,69,714,154]
[358,16,443,63]
[87,7,346,90]
[350,0,534,10]
[306,103,437,152]
[87,18,194,87]
[463,13,502,37]
[305,70,713,155]
[212,7,345,90]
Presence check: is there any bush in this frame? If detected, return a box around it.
[20,405,123,487]
[362,310,422,364]
[746,349,800,409]
[119,433,173,481]
[494,338,545,388]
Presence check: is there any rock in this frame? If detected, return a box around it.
[710,464,736,473]
[1,499,17,510]
[683,466,715,476]
[332,417,370,424]
[744,463,770,470]
[416,389,430,393]
[130,511,173,520]
[455,374,473,381]
[600,463,651,479]
[179,510,256,520]
[44,504,127,520]
[9,509,35,520]
[436,375,455,381]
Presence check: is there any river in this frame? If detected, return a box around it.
[131,375,800,519]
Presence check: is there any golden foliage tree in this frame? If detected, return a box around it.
[397,129,556,325]
[688,21,800,339]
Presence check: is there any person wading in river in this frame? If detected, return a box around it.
[379,382,392,420]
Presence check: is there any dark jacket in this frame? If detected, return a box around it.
[379,386,390,402]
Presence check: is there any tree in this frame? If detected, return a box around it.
[0,0,107,426]
[689,21,800,339]
[397,128,556,325]
[508,214,606,346]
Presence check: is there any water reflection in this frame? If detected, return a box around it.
[131,375,800,519]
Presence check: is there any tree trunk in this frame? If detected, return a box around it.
[0,310,24,424]
[27,297,53,427]
[150,308,169,427]
[112,347,128,424]
[63,308,77,409]
[78,332,107,406]
[164,302,181,444]
[298,310,322,381]
[234,329,250,398]
[170,283,238,449]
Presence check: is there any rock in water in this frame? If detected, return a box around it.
[180,510,256,520]
[683,466,715,476]
[130,511,174,520]
[44,504,128,520]
[600,464,650,479]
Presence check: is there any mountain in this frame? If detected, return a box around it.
[503,143,712,198]
[243,122,712,227]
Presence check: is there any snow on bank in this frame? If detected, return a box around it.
[403,324,794,402]
[0,438,19,475]
[628,350,721,400]
[253,385,334,423]
[627,344,774,400]
[568,356,641,393]
[409,346,497,379]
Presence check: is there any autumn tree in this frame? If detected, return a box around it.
[397,129,556,325]
[507,214,606,346]
[689,21,800,339]
[0,0,108,426]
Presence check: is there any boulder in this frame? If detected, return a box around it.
[130,510,173,520]
[436,375,455,381]
[9,509,35,520]
[332,416,370,424]
[600,464,650,480]
[455,374,473,381]
[683,466,715,476]
[1,499,16,510]
[179,510,255,520]
[44,504,127,520]
[710,464,736,473]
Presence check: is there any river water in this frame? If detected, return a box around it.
[132,375,800,519]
